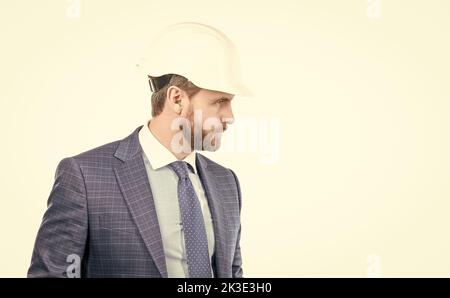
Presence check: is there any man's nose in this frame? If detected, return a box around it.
[221,105,234,127]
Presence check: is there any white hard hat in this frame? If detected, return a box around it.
[137,22,253,97]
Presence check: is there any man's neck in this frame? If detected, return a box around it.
[148,116,192,160]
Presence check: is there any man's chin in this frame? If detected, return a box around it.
[194,135,223,152]
[195,144,221,152]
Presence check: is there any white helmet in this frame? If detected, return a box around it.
[137,22,253,97]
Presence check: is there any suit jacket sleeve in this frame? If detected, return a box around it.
[28,157,88,278]
[230,169,243,278]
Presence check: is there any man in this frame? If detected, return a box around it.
[28,22,252,278]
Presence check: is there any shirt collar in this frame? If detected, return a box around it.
[138,119,197,174]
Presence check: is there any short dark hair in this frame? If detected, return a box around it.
[150,74,200,117]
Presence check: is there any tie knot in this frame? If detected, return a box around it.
[169,160,192,179]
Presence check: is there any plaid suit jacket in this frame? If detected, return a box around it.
[28,125,243,278]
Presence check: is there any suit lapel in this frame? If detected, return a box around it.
[113,126,168,278]
[196,154,231,278]
[111,126,231,278]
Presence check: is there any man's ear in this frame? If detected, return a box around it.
[166,86,184,114]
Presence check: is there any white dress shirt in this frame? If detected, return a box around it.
[138,120,215,277]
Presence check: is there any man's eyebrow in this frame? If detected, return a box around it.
[213,97,232,102]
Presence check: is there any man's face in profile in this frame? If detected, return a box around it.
[176,88,235,152]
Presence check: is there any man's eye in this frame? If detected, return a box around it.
[212,98,229,105]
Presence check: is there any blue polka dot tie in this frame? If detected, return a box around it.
[169,160,213,278]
